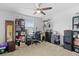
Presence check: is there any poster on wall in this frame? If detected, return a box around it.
[7,25,13,42]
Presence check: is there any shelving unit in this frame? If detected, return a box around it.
[15,19,25,46]
[72,16,79,53]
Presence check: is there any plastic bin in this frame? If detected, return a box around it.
[0,47,6,54]
[0,42,7,54]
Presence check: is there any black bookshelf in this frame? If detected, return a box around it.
[72,16,79,53]
[15,19,25,46]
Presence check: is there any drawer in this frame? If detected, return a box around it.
[64,30,72,36]
[64,43,72,51]
[64,36,72,44]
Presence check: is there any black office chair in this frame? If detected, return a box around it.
[32,31,41,44]
[25,34,32,45]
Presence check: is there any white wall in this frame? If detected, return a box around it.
[0,10,43,44]
[0,10,16,43]
[34,17,43,32]
[42,6,79,45]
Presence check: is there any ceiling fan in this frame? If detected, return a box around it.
[33,3,52,15]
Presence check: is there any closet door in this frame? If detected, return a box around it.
[5,20,15,52]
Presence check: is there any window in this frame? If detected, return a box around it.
[25,19,34,28]
[25,19,34,35]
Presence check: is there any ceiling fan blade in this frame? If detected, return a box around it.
[41,11,46,15]
[42,7,52,10]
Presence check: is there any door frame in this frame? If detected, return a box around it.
[5,20,14,42]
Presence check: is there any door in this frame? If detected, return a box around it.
[5,20,14,42]
[5,20,15,52]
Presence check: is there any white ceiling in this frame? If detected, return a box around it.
[0,3,79,17]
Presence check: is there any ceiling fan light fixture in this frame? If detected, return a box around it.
[37,10,41,13]
[33,3,52,15]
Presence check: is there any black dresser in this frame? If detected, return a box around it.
[64,30,73,51]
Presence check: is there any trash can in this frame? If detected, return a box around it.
[16,40,20,46]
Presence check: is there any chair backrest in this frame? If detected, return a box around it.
[34,31,41,40]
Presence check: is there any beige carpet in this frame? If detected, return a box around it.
[1,41,79,56]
